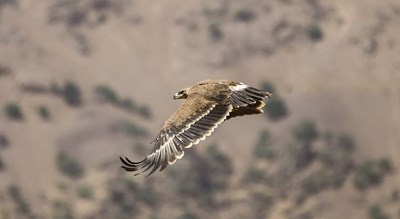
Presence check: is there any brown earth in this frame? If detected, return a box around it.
[0,0,399,218]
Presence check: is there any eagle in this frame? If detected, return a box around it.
[120,79,272,176]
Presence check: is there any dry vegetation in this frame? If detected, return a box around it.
[0,0,400,219]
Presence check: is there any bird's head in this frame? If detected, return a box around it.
[173,88,189,100]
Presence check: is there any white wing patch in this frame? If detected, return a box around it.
[230,83,248,92]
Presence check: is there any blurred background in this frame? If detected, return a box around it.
[0,0,399,218]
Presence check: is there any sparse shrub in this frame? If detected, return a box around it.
[323,131,333,145]
[265,97,288,121]
[120,178,158,207]
[20,83,48,94]
[378,158,392,173]
[177,212,199,219]
[94,84,152,118]
[77,184,94,199]
[52,200,74,219]
[8,184,32,216]
[0,134,9,149]
[92,0,111,11]
[293,120,318,144]
[56,151,84,179]
[118,98,137,111]
[288,142,314,169]
[177,144,233,208]
[206,144,233,178]
[306,24,323,42]
[243,166,266,184]
[116,121,149,138]
[0,154,4,171]
[37,105,50,120]
[353,158,393,190]
[391,189,399,202]
[260,80,275,93]
[4,102,23,120]
[368,204,389,219]
[106,177,158,216]
[137,105,152,119]
[296,212,314,219]
[251,192,274,219]
[0,65,11,76]
[337,133,356,152]
[63,81,82,106]
[253,130,275,160]
[67,9,87,27]
[234,8,256,22]
[316,150,354,186]
[208,22,223,41]
[301,168,345,197]
[50,82,63,95]
[95,85,118,103]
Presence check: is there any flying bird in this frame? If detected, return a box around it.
[120,79,272,176]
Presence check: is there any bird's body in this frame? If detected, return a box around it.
[120,79,271,176]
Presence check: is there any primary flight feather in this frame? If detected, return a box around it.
[120,79,272,176]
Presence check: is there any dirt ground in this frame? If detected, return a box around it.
[0,0,399,218]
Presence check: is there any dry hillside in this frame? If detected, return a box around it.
[0,0,400,219]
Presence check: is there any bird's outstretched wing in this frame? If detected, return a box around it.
[120,97,232,176]
[227,83,272,119]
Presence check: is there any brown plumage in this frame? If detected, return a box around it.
[120,79,272,176]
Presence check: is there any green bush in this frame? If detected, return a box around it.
[337,133,356,152]
[106,177,158,215]
[353,158,393,190]
[288,142,314,169]
[208,22,223,41]
[206,144,233,176]
[56,151,85,179]
[243,166,266,184]
[265,97,289,121]
[50,82,63,95]
[301,168,346,197]
[293,120,318,144]
[95,85,118,103]
[368,204,389,219]
[177,212,199,219]
[137,105,152,119]
[234,8,256,22]
[118,98,137,111]
[52,200,74,219]
[77,184,94,199]
[37,105,51,120]
[391,189,399,202]
[176,144,233,208]
[0,65,11,76]
[0,154,4,171]
[260,80,275,93]
[63,81,82,106]
[251,192,274,219]
[94,84,152,119]
[253,130,275,160]
[0,134,9,149]
[4,102,23,120]
[306,24,323,42]
[8,184,31,215]
[116,121,149,138]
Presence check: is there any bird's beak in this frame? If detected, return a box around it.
[173,94,179,99]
